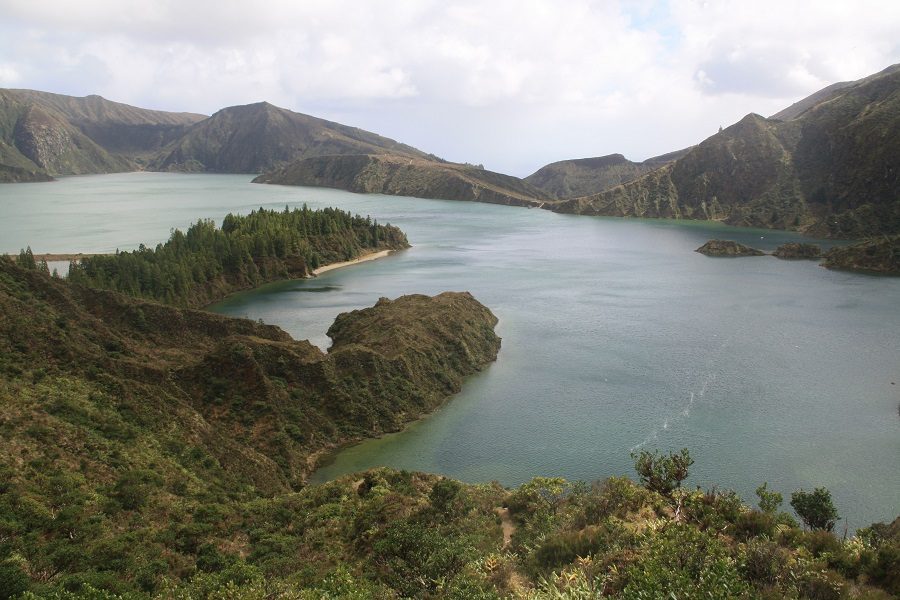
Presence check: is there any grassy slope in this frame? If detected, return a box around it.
[821,235,900,274]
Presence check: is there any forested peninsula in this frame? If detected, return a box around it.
[62,206,408,308]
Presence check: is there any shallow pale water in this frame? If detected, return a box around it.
[2,173,898,530]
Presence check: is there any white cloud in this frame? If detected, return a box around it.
[0,0,898,174]
[672,0,900,96]
[0,64,20,86]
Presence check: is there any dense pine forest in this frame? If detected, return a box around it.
[63,206,408,308]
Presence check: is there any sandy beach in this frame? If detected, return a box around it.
[312,249,394,275]
[4,252,108,262]
[6,249,397,281]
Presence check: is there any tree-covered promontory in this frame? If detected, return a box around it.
[67,206,409,308]
[0,257,503,597]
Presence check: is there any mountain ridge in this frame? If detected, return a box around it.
[0,92,434,181]
[0,92,134,178]
[254,153,552,207]
[554,64,900,237]
[2,63,898,237]
[149,101,433,174]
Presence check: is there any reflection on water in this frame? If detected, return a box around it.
[287,285,342,293]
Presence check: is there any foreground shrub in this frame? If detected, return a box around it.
[730,509,777,540]
[621,524,749,599]
[791,488,839,532]
[630,448,693,496]
[369,520,475,597]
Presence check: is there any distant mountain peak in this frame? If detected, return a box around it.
[150,99,430,174]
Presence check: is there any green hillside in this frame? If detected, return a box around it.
[0,254,503,597]
[0,91,133,181]
[1,254,898,598]
[5,90,204,160]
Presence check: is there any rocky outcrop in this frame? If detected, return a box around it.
[773,242,822,259]
[821,236,900,274]
[254,153,551,207]
[695,239,765,257]
[328,292,501,371]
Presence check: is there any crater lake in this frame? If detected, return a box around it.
[3,172,898,530]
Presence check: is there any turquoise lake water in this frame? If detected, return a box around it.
[2,172,898,529]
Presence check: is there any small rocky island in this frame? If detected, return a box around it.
[821,236,900,274]
[695,239,765,257]
[773,242,822,259]
[696,237,900,275]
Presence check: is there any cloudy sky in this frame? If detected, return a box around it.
[1,0,899,176]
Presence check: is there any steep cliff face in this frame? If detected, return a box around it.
[0,89,204,180]
[0,92,134,180]
[555,65,900,237]
[254,153,551,207]
[7,89,205,158]
[150,102,431,173]
[790,67,900,237]
[12,104,133,175]
[556,114,812,228]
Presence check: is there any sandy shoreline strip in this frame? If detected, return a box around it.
[3,253,109,262]
[312,249,394,276]
[4,249,395,272]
